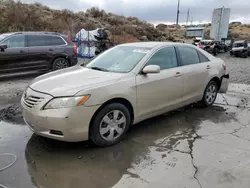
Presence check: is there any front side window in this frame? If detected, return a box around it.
[177,46,200,66]
[2,35,25,48]
[27,35,46,47]
[46,36,66,46]
[85,46,150,73]
[147,47,178,70]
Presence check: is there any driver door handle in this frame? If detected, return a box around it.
[206,65,211,69]
[19,50,25,53]
[175,72,182,77]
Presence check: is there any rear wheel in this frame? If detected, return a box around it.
[90,103,131,147]
[201,81,218,107]
[52,58,69,71]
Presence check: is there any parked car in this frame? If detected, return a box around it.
[0,32,78,75]
[230,40,250,58]
[192,37,202,46]
[197,40,213,50]
[21,42,229,147]
[199,40,228,56]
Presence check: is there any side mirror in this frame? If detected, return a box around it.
[142,65,160,74]
[0,44,7,52]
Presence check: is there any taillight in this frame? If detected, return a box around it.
[66,38,77,54]
[222,63,226,71]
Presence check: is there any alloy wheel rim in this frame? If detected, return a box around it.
[55,59,68,70]
[205,84,217,104]
[99,110,126,142]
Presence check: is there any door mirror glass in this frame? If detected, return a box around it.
[142,65,160,74]
[0,44,7,52]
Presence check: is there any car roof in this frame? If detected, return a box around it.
[200,40,212,42]
[1,31,65,37]
[120,42,181,49]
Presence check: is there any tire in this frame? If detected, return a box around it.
[201,81,218,107]
[213,48,218,56]
[244,51,248,58]
[90,103,131,147]
[52,58,69,71]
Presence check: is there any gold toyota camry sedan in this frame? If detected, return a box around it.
[22,42,229,147]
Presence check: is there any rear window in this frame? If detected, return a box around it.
[27,35,46,47]
[45,36,66,46]
[198,51,210,62]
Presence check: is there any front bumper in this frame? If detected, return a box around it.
[230,50,243,56]
[21,88,100,142]
[219,74,229,93]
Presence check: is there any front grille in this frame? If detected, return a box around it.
[23,95,44,109]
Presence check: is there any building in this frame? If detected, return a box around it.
[186,27,206,39]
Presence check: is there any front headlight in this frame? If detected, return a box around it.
[44,95,90,109]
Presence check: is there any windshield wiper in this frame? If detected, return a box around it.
[89,67,110,72]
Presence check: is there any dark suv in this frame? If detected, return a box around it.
[0,32,78,75]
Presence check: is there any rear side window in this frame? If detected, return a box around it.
[177,46,200,66]
[198,51,210,62]
[27,35,46,47]
[45,36,66,46]
[147,47,178,70]
[2,35,25,48]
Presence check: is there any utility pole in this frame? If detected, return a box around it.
[176,0,180,26]
[186,8,190,26]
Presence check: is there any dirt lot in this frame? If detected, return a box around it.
[1,54,250,188]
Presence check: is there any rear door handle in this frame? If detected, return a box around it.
[206,65,211,69]
[175,72,182,77]
[49,48,54,52]
[19,50,25,53]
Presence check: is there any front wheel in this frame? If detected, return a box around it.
[201,81,218,107]
[90,103,131,147]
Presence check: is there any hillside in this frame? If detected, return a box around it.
[0,1,249,43]
[0,0,171,43]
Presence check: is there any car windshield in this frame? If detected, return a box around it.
[0,34,11,42]
[85,46,150,73]
[234,43,244,47]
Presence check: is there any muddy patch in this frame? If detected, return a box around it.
[0,104,23,124]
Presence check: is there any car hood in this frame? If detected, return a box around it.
[29,66,123,97]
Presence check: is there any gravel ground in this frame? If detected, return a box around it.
[218,53,250,84]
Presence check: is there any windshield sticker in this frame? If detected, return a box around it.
[133,49,150,53]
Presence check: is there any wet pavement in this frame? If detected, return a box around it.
[1,54,250,188]
[0,82,250,188]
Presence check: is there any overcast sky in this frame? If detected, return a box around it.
[21,0,250,24]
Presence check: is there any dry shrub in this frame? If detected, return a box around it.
[0,0,166,42]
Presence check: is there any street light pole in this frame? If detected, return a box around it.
[176,0,180,26]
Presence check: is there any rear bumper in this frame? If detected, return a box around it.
[219,74,229,93]
[69,55,78,66]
